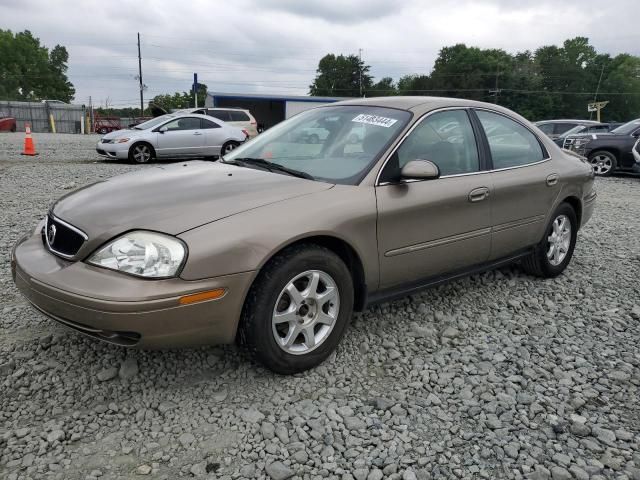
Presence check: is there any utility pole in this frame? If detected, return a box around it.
[358,48,363,97]
[489,67,501,104]
[137,33,144,116]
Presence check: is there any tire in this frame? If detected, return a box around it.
[97,127,108,135]
[10,124,16,133]
[128,142,154,164]
[238,244,354,374]
[521,203,578,278]
[221,141,239,157]
[588,150,616,176]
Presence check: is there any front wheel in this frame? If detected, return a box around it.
[239,244,354,374]
[588,150,616,176]
[521,203,578,278]
[128,143,154,164]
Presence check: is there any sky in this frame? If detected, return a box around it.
[2,0,638,107]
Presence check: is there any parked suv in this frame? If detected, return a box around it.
[184,108,258,138]
[564,119,640,176]
[535,119,600,140]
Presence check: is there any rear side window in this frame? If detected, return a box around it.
[207,110,231,121]
[553,123,577,135]
[537,123,554,135]
[229,111,250,121]
[201,118,220,129]
[476,110,545,169]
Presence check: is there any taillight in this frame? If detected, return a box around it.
[242,129,249,137]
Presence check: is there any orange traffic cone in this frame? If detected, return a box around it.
[21,123,38,156]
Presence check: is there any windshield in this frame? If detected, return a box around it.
[133,114,175,130]
[222,105,411,184]
[611,119,640,135]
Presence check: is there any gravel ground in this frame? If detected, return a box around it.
[1,132,640,480]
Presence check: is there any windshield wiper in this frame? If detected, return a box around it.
[225,157,315,180]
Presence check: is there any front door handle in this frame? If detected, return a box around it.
[193,131,203,136]
[468,187,490,203]
[546,173,559,186]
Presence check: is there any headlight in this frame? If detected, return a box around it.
[572,138,591,147]
[116,138,131,143]
[87,231,186,278]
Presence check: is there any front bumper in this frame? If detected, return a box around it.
[11,233,254,348]
[96,141,130,160]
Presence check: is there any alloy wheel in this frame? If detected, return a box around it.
[590,154,612,175]
[133,144,151,163]
[272,270,340,355]
[223,142,237,155]
[547,214,571,266]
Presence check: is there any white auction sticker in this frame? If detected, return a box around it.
[352,114,398,128]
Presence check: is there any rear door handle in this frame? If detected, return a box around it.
[546,173,559,186]
[468,187,490,203]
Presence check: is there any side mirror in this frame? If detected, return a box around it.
[158,126,168,133]
[400,159,440,181]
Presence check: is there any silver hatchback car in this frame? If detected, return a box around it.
[96,113,247,163]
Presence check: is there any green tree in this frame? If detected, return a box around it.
[369,77,397,96]
[150,83,208,111]
[0,29,74,102]
[309,54,372,97]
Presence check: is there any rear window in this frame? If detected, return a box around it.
[229,111,250,122]
[207,110,231,122]
[553,123,578,135]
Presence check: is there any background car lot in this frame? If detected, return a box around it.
[1,134,640,479]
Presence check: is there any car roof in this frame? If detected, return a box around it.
[329,96,522,116]
[182,107,248,112]
[534,119,599,124]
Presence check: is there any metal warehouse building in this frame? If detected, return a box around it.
[205,92,340,130]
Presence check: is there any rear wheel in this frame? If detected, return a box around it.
[221,141,239,157]
[588,150,616,176]
[97,127,108,135]
[128,143,154,164]
[10,124,16,132]
[521,203,577,278]
[239,244,354,374]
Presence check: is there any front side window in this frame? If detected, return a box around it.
[476,110,545,169]
[223,106,411,184]
[381,109,479,181]
[163,117,201,131]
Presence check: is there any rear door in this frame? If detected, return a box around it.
[376,109,492,288]
[155,116,205,157]
[474,109,560,259]
[201,117,226,156]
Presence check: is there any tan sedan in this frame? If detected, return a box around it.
[11,97,596,374]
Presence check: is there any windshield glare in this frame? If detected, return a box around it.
[611,120,640,135]
[134,114,175,130]
[223,106,411,184]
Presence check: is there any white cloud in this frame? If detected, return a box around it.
[2,0,637,106]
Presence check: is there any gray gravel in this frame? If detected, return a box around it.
[1,133,640,479]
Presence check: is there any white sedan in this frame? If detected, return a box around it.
[96,113,247,163]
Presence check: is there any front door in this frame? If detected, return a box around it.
[376,109,492,289]
[155,116,205,157]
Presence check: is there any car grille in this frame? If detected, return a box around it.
[43,215,87,258]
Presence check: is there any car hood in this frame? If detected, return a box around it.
[101,128,147,140]
[52,161,333,244]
